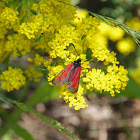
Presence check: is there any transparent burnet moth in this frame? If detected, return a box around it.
[52,58,81,93]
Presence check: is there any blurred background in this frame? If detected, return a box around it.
[0,0,140,140]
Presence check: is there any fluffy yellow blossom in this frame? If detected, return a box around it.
[126,17,140,31]
[25,65,43,82]
[99,23,125,41]
[83,65,128,96]
[5,34,31,57]
[60,84,88,110]
[0,7,19,30]
[116,38,136,55]
[0,67,26,92]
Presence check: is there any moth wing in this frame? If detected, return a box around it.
[67,67,81,93]
[52,63,74,86]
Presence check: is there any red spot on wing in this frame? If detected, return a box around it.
[70,67,81,88]
[67,67,81,93]
[57,63,73,82]
[52,62,74,85]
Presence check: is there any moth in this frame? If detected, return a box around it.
[52,58,81,93]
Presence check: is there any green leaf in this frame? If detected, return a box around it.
[26,82,59,106]
[118,75,140,98]
[20,13,27,25]
[5,1,20,6]
[1,112,34,140]
[30,9,37,15]
[0,95,79,140]
[35,35,43,43]
[3,54,11,64]
[81,35,86,40]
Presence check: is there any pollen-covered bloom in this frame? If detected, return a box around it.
[0,67,26,92]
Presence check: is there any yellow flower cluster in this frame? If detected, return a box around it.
[60,85,88,110]
[28,54,52,67]
[19,0,76,39]
[0,7,19,29]
[0,67,26,92]
[76,16,100,37]
[19,14,51,39]
[25,65,44,82]
[0,0,130,110]
[89,42,119,65]
[48,25,79,59]
[83,65,129,96]
[5,34,31,57]
[36,0,76,25]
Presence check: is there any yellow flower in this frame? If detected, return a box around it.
[5,34,31,57]
[89,41,119,65]
[116,38,136,55]
[19,14,50,39]
[99,23,125,41]
[25,65,43,82]
[0,67,26,92]
[48,25,79,59]
[83,65,128,96]
[19,0,76,39]
[76,16,100,37]
[60,84,88,110]
[126,17,140,31]
[0,7,19,29]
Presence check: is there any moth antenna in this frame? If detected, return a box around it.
[71,43,79,56]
